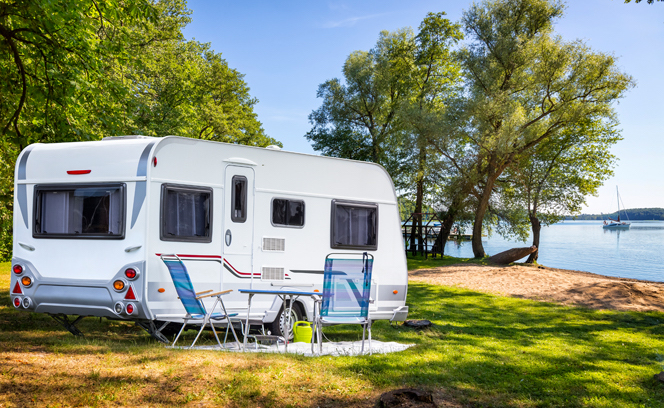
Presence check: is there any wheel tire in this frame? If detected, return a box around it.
[268,301,303,340]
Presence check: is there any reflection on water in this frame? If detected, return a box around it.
[442,220,664,282]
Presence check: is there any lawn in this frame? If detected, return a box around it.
[2,259,664,407]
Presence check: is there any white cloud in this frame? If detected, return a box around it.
[322,13,387,29]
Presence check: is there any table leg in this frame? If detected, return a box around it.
[243,294,253,352]
[284,295,293,353]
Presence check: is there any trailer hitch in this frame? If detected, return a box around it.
[49,314,84,337]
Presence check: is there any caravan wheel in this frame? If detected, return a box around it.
[268,301,303,340]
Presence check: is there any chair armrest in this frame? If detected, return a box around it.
[196,289,233,299]
[195,290,213,296]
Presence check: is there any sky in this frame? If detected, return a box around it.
[182,0,663,214]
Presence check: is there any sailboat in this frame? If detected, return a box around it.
[603,186,630,230]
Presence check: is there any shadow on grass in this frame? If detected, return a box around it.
[338,283,664,407]
[3,277,664,407]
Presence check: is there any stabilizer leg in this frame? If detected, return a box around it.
[136,320,170,344]
[50,314,84,337]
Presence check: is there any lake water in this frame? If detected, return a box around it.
[441,220,664,282]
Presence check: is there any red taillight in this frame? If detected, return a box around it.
[66,170,91,175]
[126,303,134,314]
[152,156,157,167]
[124,268,137,279]
[125,286,136,300]
[12,281,22,294]
[13,297,21,307]
[12,264,23,274]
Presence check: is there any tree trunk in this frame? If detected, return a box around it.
[408,213,418,255]
[526,214,541,264]
[415,175,424,255]
[437,211,456,257]
[471,178,496,258]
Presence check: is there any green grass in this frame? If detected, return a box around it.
[2,260,664,407]
[406,253,489,270]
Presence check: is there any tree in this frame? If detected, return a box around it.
[396,13,463,253]
[501,117,620,262]
[123,2,276,146]
[306,15,463,254]
[453,0,634,258]
[305,29,413,175]
[0,0,277,260]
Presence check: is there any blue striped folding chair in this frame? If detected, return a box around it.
[160,254,240,349]
[315,252,373,355]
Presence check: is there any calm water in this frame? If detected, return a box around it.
[442,220,664,282]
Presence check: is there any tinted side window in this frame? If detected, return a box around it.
[161,184,212,242]
[231,176,247,223]
[272,198,305,227]
[331,200,377,250]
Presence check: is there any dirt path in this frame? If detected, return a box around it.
[409,264,664,312]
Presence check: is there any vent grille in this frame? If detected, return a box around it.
[262,237,285,252]
[261,267,285,281]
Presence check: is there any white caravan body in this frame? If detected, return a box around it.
[10,136,408,334]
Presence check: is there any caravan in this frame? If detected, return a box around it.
[10,136,408,340]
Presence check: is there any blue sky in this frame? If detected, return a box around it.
[182,0,663,214]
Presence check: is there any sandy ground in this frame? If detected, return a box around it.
[409,263,664,312]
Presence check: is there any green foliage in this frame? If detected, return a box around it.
[305,29,413,176]
[496,117,621,254]
[0,0,277,260]
[449,0,634,257]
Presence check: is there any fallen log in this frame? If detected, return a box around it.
[488,246,537,265]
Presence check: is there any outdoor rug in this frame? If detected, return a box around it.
[183,340,414,356]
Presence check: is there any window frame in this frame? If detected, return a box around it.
[270,197,305,228]
[330,199,378,250]
[32,183,127,240]
[230,175,247,223]
[160,183,213,243]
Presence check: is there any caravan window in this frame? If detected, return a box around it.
[161,184,212,242]
[231,176,247,223]
[34,184,125,239]
[330,200,378,250]
[271,198,305,227]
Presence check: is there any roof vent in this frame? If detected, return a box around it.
[265,145,282,150]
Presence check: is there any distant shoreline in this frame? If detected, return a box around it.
[565,207,664,221]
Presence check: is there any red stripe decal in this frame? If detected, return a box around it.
[156,253,221,259]
[223,258,260,277]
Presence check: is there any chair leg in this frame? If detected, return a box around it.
[361,324,366,355]
[217,297,240,349]
[210,320,223,348]
[368,320,372,356]
[172,318,189,347]
[190,316,209,348]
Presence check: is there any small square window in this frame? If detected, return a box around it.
[331,200,377,250]
[272,198,305,227]
[160,184,212,242]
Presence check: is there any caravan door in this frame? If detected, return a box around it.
[221,165,256,310]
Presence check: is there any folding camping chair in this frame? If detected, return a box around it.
[160,254,240,349]
[314,252,373,355]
